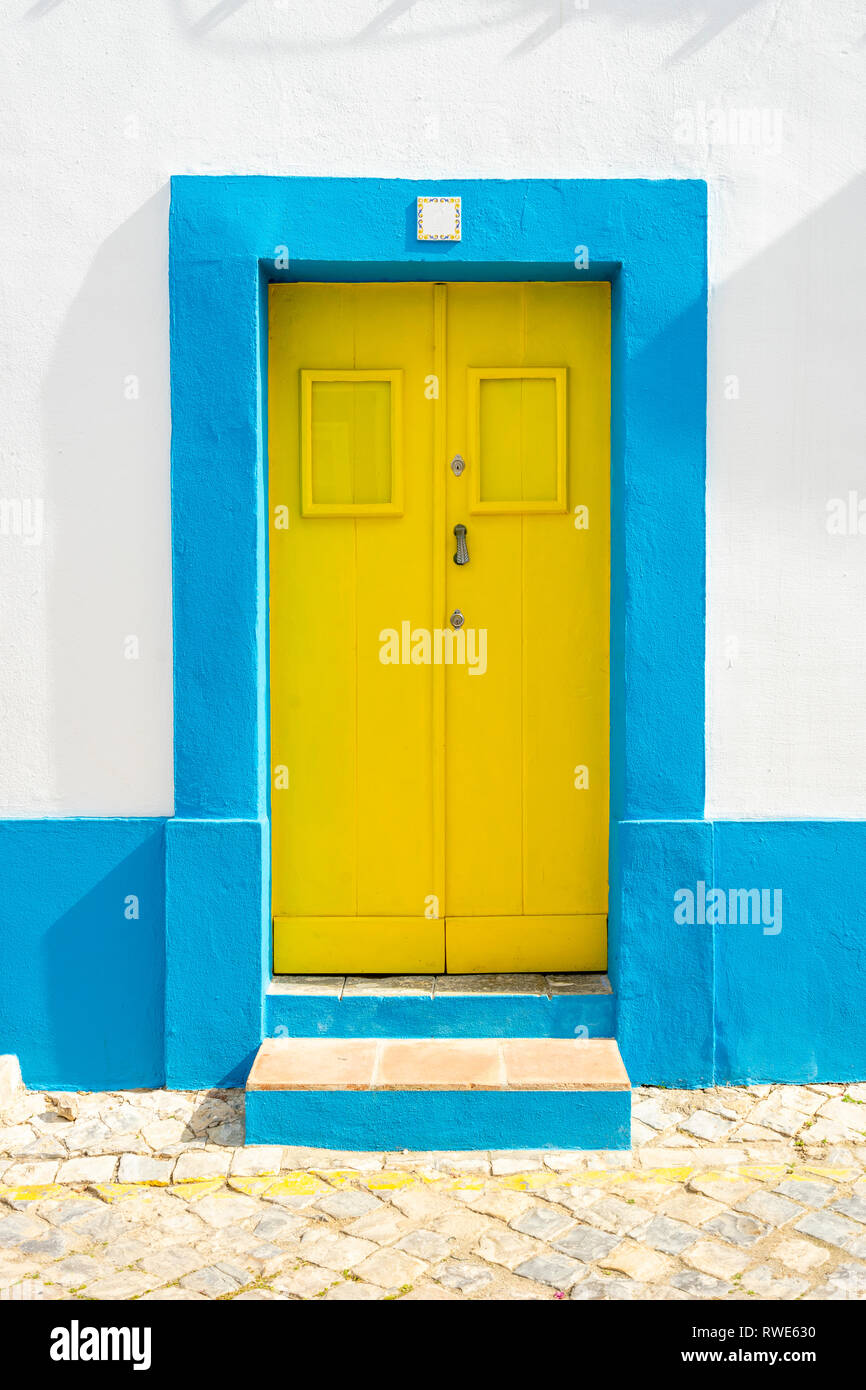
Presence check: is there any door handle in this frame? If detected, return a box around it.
[453,523,469,566]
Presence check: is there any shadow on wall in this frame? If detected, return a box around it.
[0,822,165,1090]
[41,188,173,814]
[23,0,67,16]
[123,0,775,61]
[708,172,866,819]
[43,836,165,1088]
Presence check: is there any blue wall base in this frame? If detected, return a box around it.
[611,819,866,1088]
[245,1088,631,1151]
[611,819,714,1088]
[165,818,268,1090]
[2,814,865,1092]
[0,820,165,1090]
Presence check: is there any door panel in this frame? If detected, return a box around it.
[444,283,610,968]
[469,367,566,511]
[300,370,402,515]
[269,281,609,974]
[269,284,442,972]
[446,915,608,974]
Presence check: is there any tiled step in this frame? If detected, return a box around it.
[245,1037,631,1151]
[265,972,615,1039]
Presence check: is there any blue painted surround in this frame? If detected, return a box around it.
[1,179,864,1096]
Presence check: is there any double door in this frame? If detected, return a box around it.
[268,281,610,973]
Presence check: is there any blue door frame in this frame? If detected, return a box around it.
[166,176,708,1087]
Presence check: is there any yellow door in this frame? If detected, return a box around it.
[269,284,443,972]
[444,284,610,971]
[269,282,609,974]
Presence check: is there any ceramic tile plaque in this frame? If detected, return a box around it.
[417,195,461,241]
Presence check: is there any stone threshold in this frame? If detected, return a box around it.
[268,972,612,999]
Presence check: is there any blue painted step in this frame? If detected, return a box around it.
[265,973,615,1039]
[245,1037,631,1151]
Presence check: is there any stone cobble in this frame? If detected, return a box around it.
[0,1082,864,1300]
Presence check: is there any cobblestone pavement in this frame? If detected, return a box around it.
[1,1082,866,1300]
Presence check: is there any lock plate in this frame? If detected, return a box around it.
[450,454,466,477]
[449,609,465,629]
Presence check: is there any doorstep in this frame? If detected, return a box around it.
[265,972,615,1039]
[245,1036,631,1151]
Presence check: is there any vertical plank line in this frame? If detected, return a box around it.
[433,283,447,935]
[351,287,360,918]
[520,285,528,916]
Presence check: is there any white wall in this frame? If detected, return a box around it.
[1,0,863,817]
